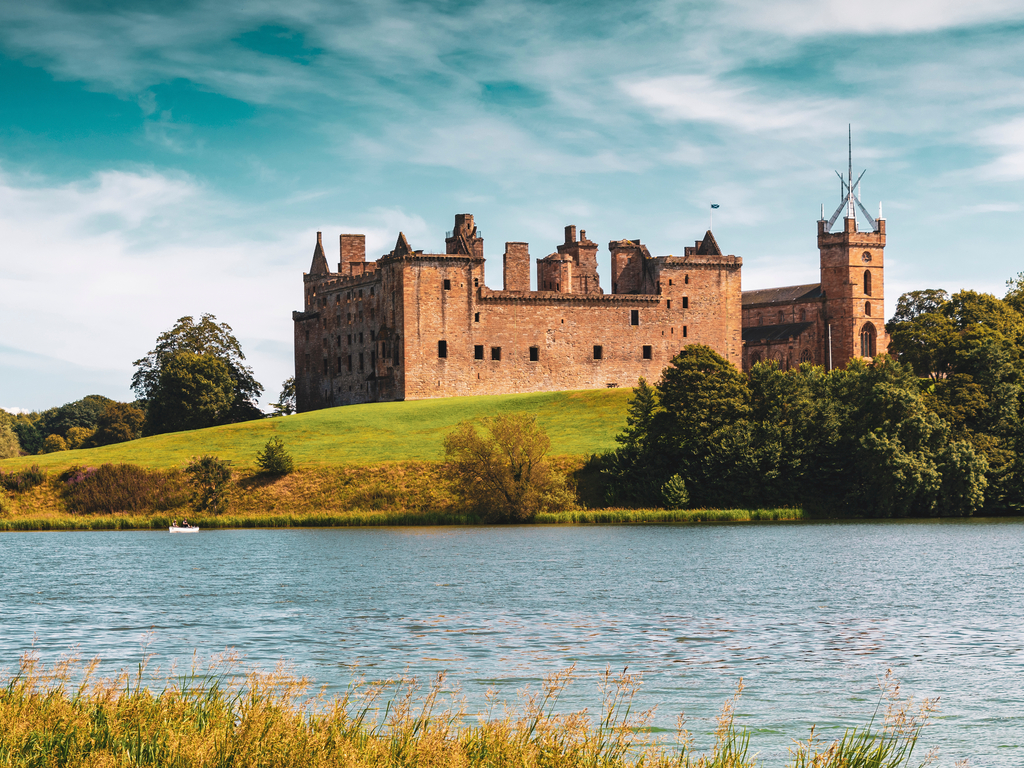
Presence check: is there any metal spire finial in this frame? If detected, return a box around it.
[826,126,878,233]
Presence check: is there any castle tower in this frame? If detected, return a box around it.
[818,128,887,369]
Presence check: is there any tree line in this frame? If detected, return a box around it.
[1,314,297,458]
[603,275,1024,517]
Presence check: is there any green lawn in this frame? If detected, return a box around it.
[1,389,632,471]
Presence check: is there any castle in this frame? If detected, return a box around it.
[293,155,887,412]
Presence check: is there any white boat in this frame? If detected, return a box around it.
[169,524,200,533]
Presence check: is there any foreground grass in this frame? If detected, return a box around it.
[0,657,935,768]
[0,389,632,472]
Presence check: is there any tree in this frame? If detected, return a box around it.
[42,434,68,453]
[271,377,297,417]
[88,402,145,447]
[143,352,236,435]
[653,345,751,506]
[0,415,20,459]
[65,426,95,449]
[36,395,113,440]
[255,436,294,476]
[12,420,42,455]
[443,413,573,522]
[185,455,233,513]
[603,378,671,506]
[132,314,264,434]
[888,289,949,325]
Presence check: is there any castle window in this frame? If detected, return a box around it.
[801,349,812,363]
[370,287,374,296]
[778,311,785,323]
[593,345,603,360]
[474,277,479,287]
[359,352,364,371]
[347,334,352,345]
[371,330,376,341]
[630,310,639,326]
[438,340,448,358]
[529,346,539,361]
[443,279,451,291]
[860,323,877,357]
[685,274,689,284]
[305,330,309,342]
[347,355,352,372]
[491,346,501,361]
[358,290,363,299]
[359,332,363,344]
[337,357,342,373]
[683,326,688,337]
[669,279,673,286]
[642,345,652,360]
[666,300,672,309]
[865,301,872,316]
[864,270,872,296]
[475,345,484,360]
[337,335,341,347]
[347,313,352,323]
[682,297,689,309]
[474,312,480,323]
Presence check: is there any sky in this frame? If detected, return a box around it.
[2,0,1024,412]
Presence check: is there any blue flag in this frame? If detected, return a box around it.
[710,204,720,209]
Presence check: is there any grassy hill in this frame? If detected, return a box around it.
[1,389,633,471]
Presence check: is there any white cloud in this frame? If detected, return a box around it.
[973,117,1024,180]
[720,0,1024,36]
[0,166,303,409]
[620,74,839,135]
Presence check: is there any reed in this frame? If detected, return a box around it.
[0,655,938,768]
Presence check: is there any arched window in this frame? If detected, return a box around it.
[778,311,785,323]
[750,352,762,366]
[860,322,877,357]
[864,270,872,296]
[800,348,812,363]
[865,301,871,316]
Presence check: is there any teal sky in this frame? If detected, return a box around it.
[3,0,1024,411]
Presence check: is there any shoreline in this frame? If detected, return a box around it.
[0,507,806,531]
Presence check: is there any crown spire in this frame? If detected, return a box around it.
[826,126,878,233]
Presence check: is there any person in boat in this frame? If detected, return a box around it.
[172,520,177,527]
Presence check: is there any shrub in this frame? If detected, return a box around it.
[661,474,690,509]
[41,434,67,453]
[185,455,233,513]
[444,413,576,522]
[255,436,294,476]
[0,465,45,493]
[59,463,186,514]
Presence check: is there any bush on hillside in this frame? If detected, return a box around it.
[0,465,45,493]
[59,464,185,514]
[255,437,294,476]
[185,455,232,513]
[42,434,68,453]
[444,413,576,522]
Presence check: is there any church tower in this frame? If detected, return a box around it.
[817,128,887,369]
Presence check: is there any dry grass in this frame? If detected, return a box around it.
[0,656,938,768]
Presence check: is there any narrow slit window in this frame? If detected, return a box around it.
[438,340,448,358]
[864,270,872,296]
[529,346,539,362]
[682,297,689,309]
[630,309,639,326]
[683,326,688,337]
[642,345,652,360]
[474,312,480,322]
[666,300,672,309]
[443,279,451,291]
[593,345,603,360]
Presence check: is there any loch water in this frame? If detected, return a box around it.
[2,520,1022,766]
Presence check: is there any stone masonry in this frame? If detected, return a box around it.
[293,214,742,411]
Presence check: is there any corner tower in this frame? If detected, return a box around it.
[818,129,888,369]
